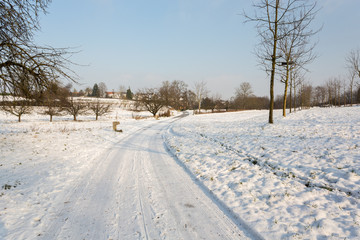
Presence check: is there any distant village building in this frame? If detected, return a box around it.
[105,91,126,99]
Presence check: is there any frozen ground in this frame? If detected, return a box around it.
[0,105,359,239]
[0,107,155,239]
[0,107,255,239]
[165,106,360,239]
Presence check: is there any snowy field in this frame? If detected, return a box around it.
[0,104,359,239]
[0,105,157,239]
[165,107,360,239]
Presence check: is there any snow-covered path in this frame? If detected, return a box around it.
[39,116,257,240]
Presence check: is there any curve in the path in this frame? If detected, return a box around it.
[41,116,261,240]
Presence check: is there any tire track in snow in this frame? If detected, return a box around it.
[134,150,150,240]
[39,113,259,239]
[192,131,359,199]
[38,123,160,239]
[164,126,265,240]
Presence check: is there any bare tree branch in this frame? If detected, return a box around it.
[0,0,77,98]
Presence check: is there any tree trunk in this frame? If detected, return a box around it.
[294,82,297,112]
[343,85,346,106]
[283,65,290,117]
[269,73,275,123]
[18,115,21,122]
[300,85,303,109]
[289,73,292,113]
[74,115,77,121]
[50,115,53,122]
[269,0,279,124]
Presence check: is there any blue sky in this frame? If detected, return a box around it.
[35,0,360,99]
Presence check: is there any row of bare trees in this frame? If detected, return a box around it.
[1,98,112,122]
[1,83,112,122]
[135,80,271,117]
[316,77,360,107]
[274,80,360,110]
[274,46,360,110]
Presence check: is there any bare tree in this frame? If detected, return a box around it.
[181,89,196,110]
[343,77,347,106]
[211,93,224,112]
[201,97,216,113]
[314,85,327,106]
[0,0,76,98]
[159,80,188,110]
[173,80,189,110]
[194,81,208,114]
[278,6,319,117]
[89,100,112,120]
[290,68,305,111]
[159,81,171,107]
[98,82,107,98]
[324,77,342,106]
[346,49,360,79]
[1,98,32,122]
[43,102,62,122]
[336,77,342,106]
[325,79,334,106]
[118,85,126,92]
[244,0,318,123]
[327,77,340,106]
[346,49,360,106]
[63,97,87,121]
[41,81,69,122]
[84,87,92,96]
[235,82,254,110]
[299,82,312,109]
[348,70,356,106]
[136,88,164,117]
[118,85,126,99]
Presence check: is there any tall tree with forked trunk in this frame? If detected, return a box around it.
[244,0,319,123]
